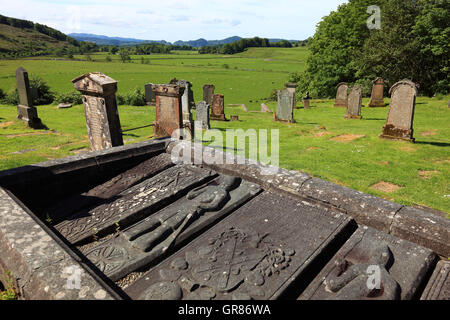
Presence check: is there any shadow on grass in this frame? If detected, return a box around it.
[415,141,450,147]
[363,118,385,121]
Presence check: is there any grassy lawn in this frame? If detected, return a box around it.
[0,47,448,214]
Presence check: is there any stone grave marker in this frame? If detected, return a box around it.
[303,92,312,110]
[195,101,210,130]
[210,94,226,121]
[345,85,362,119]
[72,72,123,151]
[368,77,385,107]
[275,89,295,123]
[145,83,156,106]
[15,67,43,129]
[380,79,418,142]
[421,260,449,300]
[83,176,262,281]
[54,165,216,245]
[261,103,271,113]
[203,84,215,106]
[153,84,187,139]
[285,82,298,109]
[124,190,354,300]
[299,226,437,300]
[334,82,349,108]
[230,115,239,121]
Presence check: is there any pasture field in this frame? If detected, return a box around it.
[0,47,449,214]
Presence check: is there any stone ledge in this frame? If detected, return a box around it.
[0,187,116,300]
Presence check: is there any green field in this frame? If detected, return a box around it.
[0,47,449,214]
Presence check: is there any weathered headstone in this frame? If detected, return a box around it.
[203,84,215,106]
[153,84,186,139]
[285,82,298,109]
[15,67,43,129]
[368,77,386,108]
[421,260,450,300]
[334,82,349,108]
[145,83,156,106]
[299,226,437,300]
[210,94,226,121]
[124,191,354,300]
[303,92,312,110]
[54,165,215,245]
[173,80,194,134]
[275,89,295,123]
[345,85,362,119]
[261,103,271,113]
[380,79,418,142]
[195,101,210,130]
[72,72,123,151]
[83,176,261,281]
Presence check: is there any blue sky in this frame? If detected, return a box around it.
[1,0,348,42]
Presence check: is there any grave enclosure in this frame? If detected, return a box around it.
[0,139,448,300]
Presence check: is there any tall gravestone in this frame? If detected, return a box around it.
[174,80,194,132]
[285,82,298,109]
[15,67,43,129]
[195,101,210,130]
[380,79,418,142]
[210,94,226,121]
[203,84,215,106]
[368,77,386,108]
[275,89,295,123]
[334,82,348,108]
[153,84,186,139]
[72,72,123,151]
[145,83,156,106]
[345,86,362,119]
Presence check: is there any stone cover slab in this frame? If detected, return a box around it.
[299,226,437,300]
[83,176,262,281]
[124,190,354,300]
[46,153,174,223]
[54,165,216,245]
[421,260,450,300]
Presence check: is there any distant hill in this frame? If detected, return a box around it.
[69,33,299,48]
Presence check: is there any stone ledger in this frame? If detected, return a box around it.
[124,190,354,300]
[54,165,216,244]
[421,260,450,300]
[83,176,262,281]
[299,226,437,300]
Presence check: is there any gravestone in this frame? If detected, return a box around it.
[124,191,354,300]
[421,260,450,300]
[195,101,210,130]
[285,82,298,109]
[368,77,385,108]
[72,72,123,151]
[203,84,215,106]
[261,103,271,113]
[230,115,239,121]
[54,165,216,245]
[83,176,261,281]
[170,79,194,135]
[15,67,43,129]
[334,82,348,108]
[145,83,156,106]
[275,89,295,123]
[153,84,186,139]
[210,94,226,121]
[303,92,312,110]
[299,226,437,300]
[345,85,362,119]
[380,79,418,142]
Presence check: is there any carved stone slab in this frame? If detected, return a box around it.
[124,191,354,300]
[83,176,262,281]
[299,226,437,300]
[380,79,418,142]
[203,84,215,106]
[368,77,385,108]
[421,260,450,300]
[196,101,210,130]
[334,83,348,108]
[46,153,174,223]
[153,84,184,138]
[345,85,362,119]
[275,90,295,123]
[210,94,226,121]
[55,165,216,245]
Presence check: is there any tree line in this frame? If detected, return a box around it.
[295,0,449,97]
[198,37,296,54]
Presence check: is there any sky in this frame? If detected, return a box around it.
[1,0,348,42]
